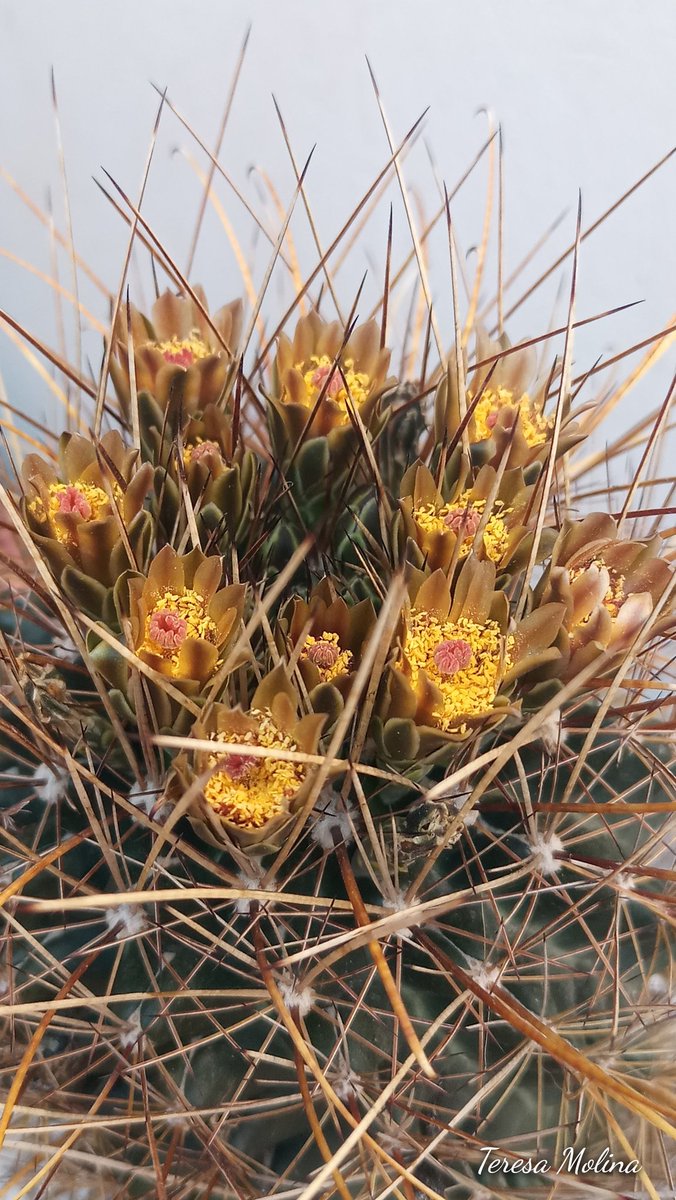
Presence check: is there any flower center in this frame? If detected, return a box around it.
[184,439,222,465]
[472,386,551,448]
[28,482,121,547]
[143,588,217,667]
[413,493,512,564]
[402,610,510,733]
[298,355,371,422]
[302,632,353,682]
[306,639,338,669]
[310,363,343,398]
[203,712,306,829]
[443,506,482,538]
[153,334,212,367]
[56,484,92,519]
[433,638,473,676]
[216,752,259,781]
[148,610,188,650]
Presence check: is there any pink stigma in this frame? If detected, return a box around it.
[162,346,195,367]
[188,440,221,462]
[444,506,481,538]
[306,639,339,670]
[56,486,92,520]
[217,752,258,781]
[311,364,342,398]
[149,610,188,650]
[434,638,473,676]
[485,408,499,430]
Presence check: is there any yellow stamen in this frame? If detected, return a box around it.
[471,386,551,448]
[204,711,305,829]
[302,631,353,682]
[402,609,510,733]
[413,491,512,563]
[152,333,212,366]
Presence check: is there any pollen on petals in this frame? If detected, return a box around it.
[434,638,473,676]
[148,610,188,650]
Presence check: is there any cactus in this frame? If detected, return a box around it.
[0,107,675,1200]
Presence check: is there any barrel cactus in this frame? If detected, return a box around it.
[0,112,674,1200]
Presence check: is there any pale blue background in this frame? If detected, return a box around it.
[0,0,674,460]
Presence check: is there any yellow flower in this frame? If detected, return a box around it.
[165,667,326,852]
[375,560,565,767]
[401,608,509,735]
[537,513,673,681]
[110,287,243,421]
[412,491,512,564]
[269,311,395,464]
[21,430,152,594]
[398,461,543,577]
[298,355,371,425]
[302,631,353,683]
[470,386,551,449]
[202,710,306,829]
[434,328,582,469]
[121,545,244,685]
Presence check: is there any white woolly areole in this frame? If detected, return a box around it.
[234,867,268,915]
[128,781,162,815]
[119,1006,144,1052]
[538,709,566,756]
[332,1063,362,1101]
[104,904,148,940]
[381,889,414,939]
[648,973,676,1003]
[277,972,315,1018]
[51,634,78,661]
[31,761,68,805]
[0,968,9,998]
[614,871,636,897]
[311,787,354,851]
[450,793,478,827]
[529,832,564,876]
[468,958,501,992]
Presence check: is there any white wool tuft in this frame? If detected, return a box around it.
[381,890,414,939]
[119,1006,145,1052]
[529,832,564,876]
[277,972,315,1018]
[128,781,162,815]
[311,787,354,850]
[614,871,636,896]
[234,868,268,915]
[51,635,78,661]
[104,904,148,940]
[468,958,501,992]
[537,709,567,756]
[31,761,68,805]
